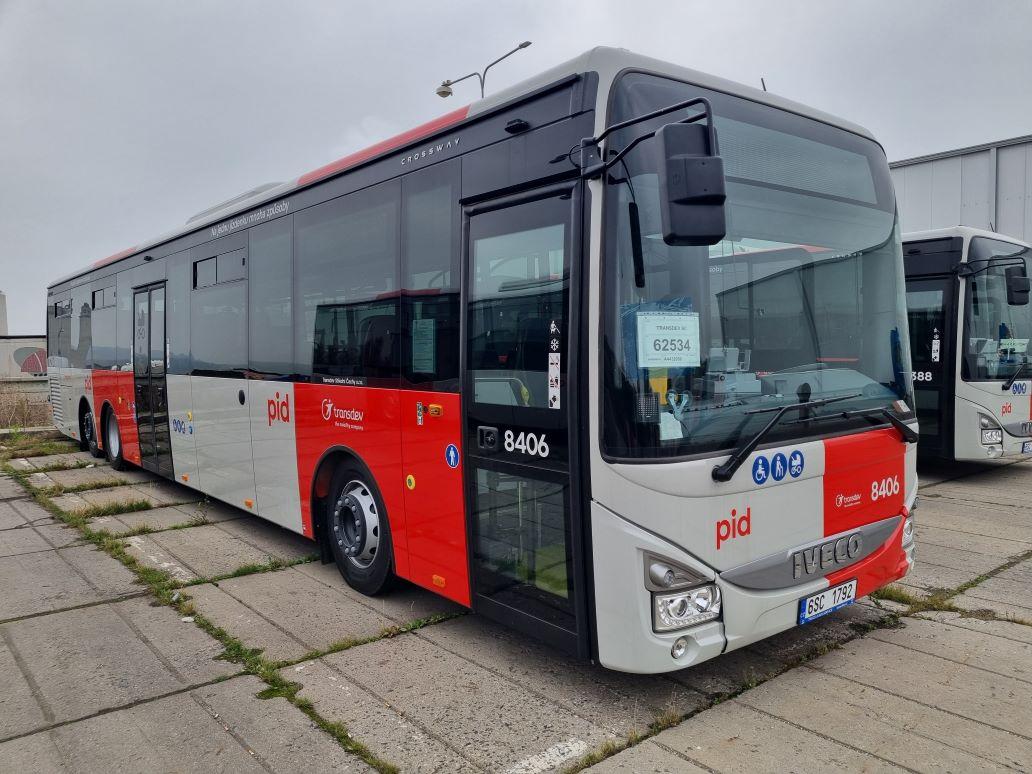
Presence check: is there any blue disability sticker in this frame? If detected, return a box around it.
[445,444,460,468]
[770,452,788,482]
[751,456,770,485]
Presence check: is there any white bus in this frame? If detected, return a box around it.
[47,47,917,673]
[904,227,1032,461]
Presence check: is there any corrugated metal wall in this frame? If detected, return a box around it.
[890,136,1032,240]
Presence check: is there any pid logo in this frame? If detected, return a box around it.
[267,392,291,426]
[716,507,751,549]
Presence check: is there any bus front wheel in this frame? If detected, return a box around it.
[324,464,395,596]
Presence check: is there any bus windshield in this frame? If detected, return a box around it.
[602,73,913,460]
[962,237,1032,381]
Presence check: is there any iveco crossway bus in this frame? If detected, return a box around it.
[904,227,1032,460]
[47,47,917,673]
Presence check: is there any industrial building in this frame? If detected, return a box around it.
[891,134,1032,240]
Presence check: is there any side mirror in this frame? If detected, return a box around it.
[656,122,727,246]
[1006,266,1030,306]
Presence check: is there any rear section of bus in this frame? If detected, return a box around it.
[585,58,917,673]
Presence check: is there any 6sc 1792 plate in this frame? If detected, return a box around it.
[798,579,857,625]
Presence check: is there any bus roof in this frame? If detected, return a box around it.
[50,46,879,291]
[903,226,1031,250]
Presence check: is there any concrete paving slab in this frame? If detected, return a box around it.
[125,533,198,583]
[58,543,140,597]
[0,730,63,771]
[48,492,91,514]
[0,474,26,500]
[295,561,463,627]
[77,484,164,509]
[588,740,707,773]
[45,465,154,489]
[418,615,707,737]
[172,499,246,523]
[214,517,317,562]
[0,499,29,529]
[16,451,95,470]
[5,457,36,472]
[134,479,204,506]
[869,615,1032,682]
[0,547,139,622]
[138,523,300,578]
[286,657,483,773]
[643,698,904,773]
[953,582,1032,622]
[810,637,1032,739]
[915,609,1032,643]
[197,567,401,660]
[915,524,1021,560]
[313,632,616,772]
[111,596,238,683]
[997,556,1032,583]
[914,497,1032,545]
[895,560,972,591]
[92,504,210,534]
[0,639,49,740]
[734,664,1026,772]
[1,603,186,726]
[186,583,308,663]
[911,542,1003,574]
[194,675,375,773]
[26,471,56,489]
[0,524,54,557]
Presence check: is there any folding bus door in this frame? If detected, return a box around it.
[461,183,591,658]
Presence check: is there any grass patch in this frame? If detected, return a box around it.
[182,555,318,587]
[870,585,921,607]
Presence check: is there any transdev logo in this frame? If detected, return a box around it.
[835,492,863,509]
[321,398,364,424]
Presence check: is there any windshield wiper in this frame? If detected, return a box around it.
[1002,361,1030,392]
[712,393,861,483]
[784,405,919,444]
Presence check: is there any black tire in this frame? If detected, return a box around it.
[324,463,395,596]
[82,406,102,458]
[103,408,127,471]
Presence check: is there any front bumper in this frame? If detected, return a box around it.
[591,502,913,674]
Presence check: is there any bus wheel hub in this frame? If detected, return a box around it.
[333,480,379,567]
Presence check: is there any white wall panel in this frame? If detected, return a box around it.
[248,380,302,534]
[997,144,1028,240]
[165,374,198,488]
[191,375,256,513]
[960,151,991,229]
[929,157,962,228]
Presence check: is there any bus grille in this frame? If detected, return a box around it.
[49,378,63,424]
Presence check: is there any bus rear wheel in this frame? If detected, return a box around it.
[81,407,102,458]
[324,464,395,596]
[104,409,126,471]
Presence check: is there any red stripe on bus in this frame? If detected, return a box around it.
[824,518,907,598]
[91,369,141,465]
[92,247,137,270]
[296,105,470,187]
[821,428,905,537]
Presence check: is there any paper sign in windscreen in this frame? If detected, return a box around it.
[636,311,701,368]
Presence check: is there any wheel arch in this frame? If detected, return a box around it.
[309,445,389,565]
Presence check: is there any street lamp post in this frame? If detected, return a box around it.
[436,41,532,99]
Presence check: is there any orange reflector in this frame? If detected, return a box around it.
[181,474,189,482]
[244,499,254,508]
[405,474,416,490]
[432,574,446,588]
[428,404,444,416]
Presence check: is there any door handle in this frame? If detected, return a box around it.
[238,389,246,405]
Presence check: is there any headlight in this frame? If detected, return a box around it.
[653,585,721,632]
[901,516,914,546]
[981,428,1003,445]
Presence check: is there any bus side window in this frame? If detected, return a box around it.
[249,216,293,376]
[401,159,460,391]
[295,179,401,384]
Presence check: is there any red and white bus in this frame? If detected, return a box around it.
[47,48,917,673]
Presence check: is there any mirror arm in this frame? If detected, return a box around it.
[578,96,716,180]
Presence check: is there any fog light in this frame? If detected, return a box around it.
[649,562,677,588]
[901,516,914,546]
[653,584,721,632]
[671,636,689,659]
[980,416,991,429]
[981,428,1003,445]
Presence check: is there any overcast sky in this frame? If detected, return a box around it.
[2,0,1030,334]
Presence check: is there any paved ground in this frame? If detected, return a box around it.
[1,433,1030,773]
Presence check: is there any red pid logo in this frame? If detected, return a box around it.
[1002,402,1013,415]
[267,391,291,426]
[716,507,751,550]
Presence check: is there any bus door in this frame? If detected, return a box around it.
[906,275,956,457]
[461,184,591,658]
[133,284,173,476]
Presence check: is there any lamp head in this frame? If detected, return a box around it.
[435,81,453,98]
[519,41,531,49]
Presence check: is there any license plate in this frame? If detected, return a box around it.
[1023,441,1032,454]
[798,579,857,625]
